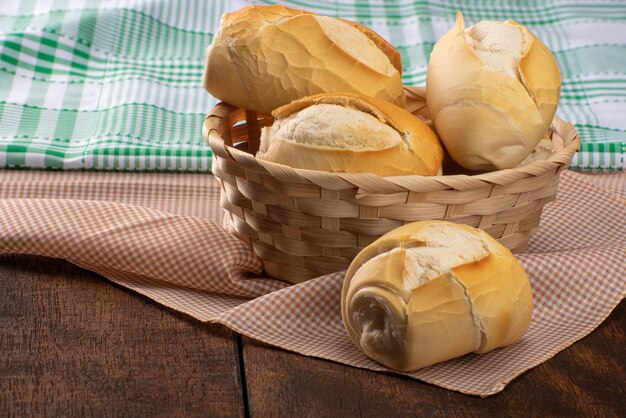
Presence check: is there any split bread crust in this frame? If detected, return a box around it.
[256,93,444,177]
[204,4,405,114]
[426,12,561,171]
[341,220,533,371]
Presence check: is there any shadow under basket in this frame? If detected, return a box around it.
[203,86,581,284]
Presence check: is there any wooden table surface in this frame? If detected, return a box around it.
[1,254,624,417]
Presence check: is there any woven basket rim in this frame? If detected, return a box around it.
[202,87,580,282]
[203,91,581,190]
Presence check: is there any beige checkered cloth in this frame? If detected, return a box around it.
[0,170,624,396]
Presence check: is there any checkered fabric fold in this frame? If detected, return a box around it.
[1,0,624,171]
[0,169,624,396]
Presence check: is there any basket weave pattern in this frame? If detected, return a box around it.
[203,87,580,284]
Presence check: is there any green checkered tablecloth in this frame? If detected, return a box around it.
[1,0,624,171]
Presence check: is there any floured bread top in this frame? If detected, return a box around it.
[464,20,531,80]
[270,103,402,150]
[315,16,394,76]
[353,223,490,292]
[403,223,490,290]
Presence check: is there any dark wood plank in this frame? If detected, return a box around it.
[0,255,245,418]
[242,300,625,417]
[3,253,624,416]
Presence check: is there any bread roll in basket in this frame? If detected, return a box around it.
[203,86,580,284]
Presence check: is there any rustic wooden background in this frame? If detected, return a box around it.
[1,254,624,417]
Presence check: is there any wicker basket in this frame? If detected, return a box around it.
[203,86,580,284]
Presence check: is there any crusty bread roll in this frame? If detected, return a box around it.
[341,220,533,371]
[203,5,405,114]
[426,12,561,171]
[517,136,555,167]
[256,93,444,177]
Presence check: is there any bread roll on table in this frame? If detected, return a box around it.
[256,93,444,177]
[204,5,405,114]
[342,220,533,371]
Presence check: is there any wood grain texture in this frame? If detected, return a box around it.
[1,254,624,417]
[242,300,625,417]
[0,255,244,418]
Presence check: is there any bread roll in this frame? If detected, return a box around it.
[341,220,533,371]
[256,93,444,177]
[517,136,555,167]
[203,5,405,114]
[426,12,561,171]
